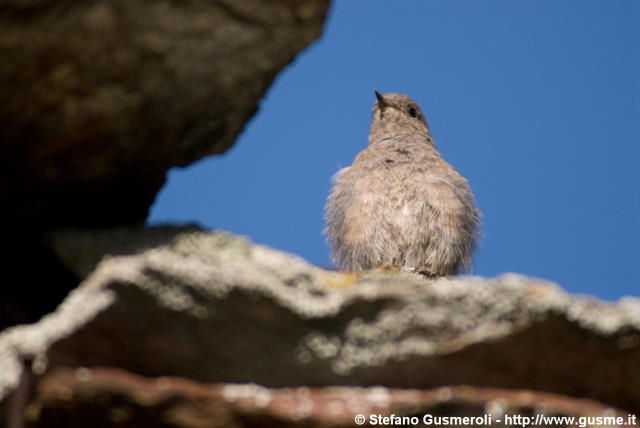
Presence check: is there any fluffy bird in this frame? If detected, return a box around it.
[324,91,480,276]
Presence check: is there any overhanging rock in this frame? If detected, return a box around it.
[0,0,331,328]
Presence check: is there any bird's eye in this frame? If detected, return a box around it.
[408,106,417,118]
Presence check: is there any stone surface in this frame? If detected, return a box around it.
[0,0,329,227]
[22,367,631,428]
[2,227,640,423]
[0,0,330,328]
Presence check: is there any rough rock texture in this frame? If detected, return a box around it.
[0,0,329,226]
[0,0,330,327]
[1,227,639,427]
[23,367,632,428]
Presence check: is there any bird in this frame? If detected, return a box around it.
[324,91,480,276]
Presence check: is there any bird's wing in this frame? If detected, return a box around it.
[331,166,350,184]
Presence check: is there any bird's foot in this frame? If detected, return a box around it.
[418,270,437,278]
[375,264,401,272]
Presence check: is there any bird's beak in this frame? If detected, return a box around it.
[374,90,387,110]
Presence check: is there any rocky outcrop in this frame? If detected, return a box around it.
[1,0,329,226]
[25,368,633,428]
[1,227,639,426]
[0,0,330,327]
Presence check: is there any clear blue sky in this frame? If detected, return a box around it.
[149,1,640,301]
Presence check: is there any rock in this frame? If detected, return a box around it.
[1,227,640,421]
[0,0,329,227]
[0,0,330,327]
[24,367,631,428]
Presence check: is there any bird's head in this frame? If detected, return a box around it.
[370,91,432,146]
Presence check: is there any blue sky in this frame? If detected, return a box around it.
[149,1,640,301]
